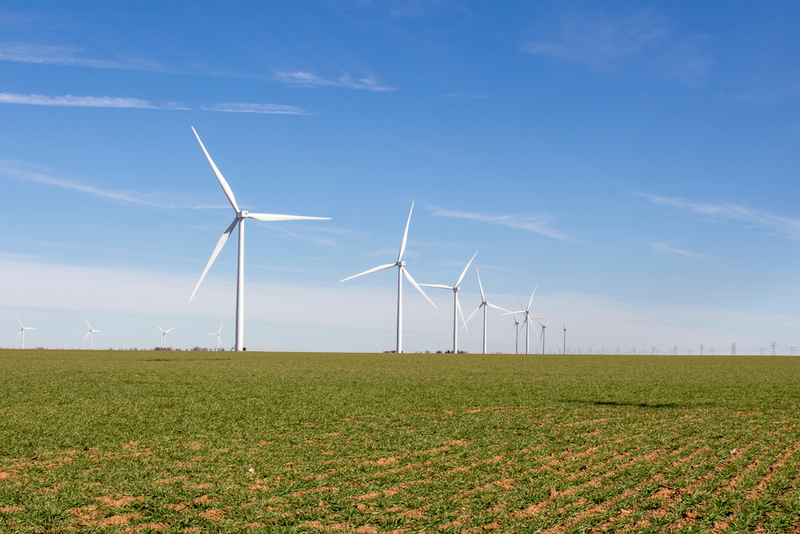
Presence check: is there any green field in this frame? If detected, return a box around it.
[1,350,799,533]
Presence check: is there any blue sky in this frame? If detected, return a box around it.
[2,1,800,354]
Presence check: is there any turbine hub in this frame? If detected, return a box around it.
[398,261,406,267]
[239,210,248,218]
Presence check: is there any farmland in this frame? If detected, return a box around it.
[0,350,799,533]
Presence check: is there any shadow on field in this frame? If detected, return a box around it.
[562,399,690,409]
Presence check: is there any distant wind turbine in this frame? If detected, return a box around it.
[84,320,100,350]
[189,127,330,352]
[341,202,437,353]
[15,318,35,349]
[557,316,570,355]
[504,306,521,354]
[503,287,538,354]
[209,325,223,350]
[420,251,477,353]
[464,269,509,354]
[157,326,174,349]
[537,318,552,355]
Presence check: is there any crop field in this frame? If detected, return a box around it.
[0,350,799,533]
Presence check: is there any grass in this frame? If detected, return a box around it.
[0,350,799,533]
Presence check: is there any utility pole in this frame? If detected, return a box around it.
[771,341,777,355]
[699,344,704,355]
[731,343,736,356]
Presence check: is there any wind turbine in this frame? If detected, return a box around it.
[209,325,223,350]
[464,269,509,354]
[341,202,437,353]
[419,251,477,353]
[504,306,521,354]
[157,326,174,349]
[503,287,538,354]
[15,318,35,349]
[537,318,552,354]
[557,316,570,355]
[84,320,100,350]
[189,127,329,352]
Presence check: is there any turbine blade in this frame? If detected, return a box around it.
[17,317,23,328]
[476,268,485,302]
[15,331,22,341]
[456,294,468,331]
[402,268,437,309]
[502,310,524,316]
[246,213,330,222]
[86,319,91,329]
[454,251,478,287]
[527,285,537,311]
[218,325,223,333]
[83,331,90,341]
[157,326,164,332]
[190,216,239,301]
[397,202,414,262]
[191,126,240,213]
[340,263,396,282]
[464,303,482,328]
[487,303,509,313]
[166,328,175,333]
[418,284,453,289]
[505,322,517,340]
[94,330,102,333]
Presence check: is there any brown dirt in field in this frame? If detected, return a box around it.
[746,441,799,500]
[94,512,141,526]
[0,505,23,513]
[448,439,474,446]
[96,494,143,507]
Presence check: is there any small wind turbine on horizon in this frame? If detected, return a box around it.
[503,287,538,354]
[504,306,521,354]
[557,316,571,355]
[157,326,174,349]
[15,318,35,349]
[84,320,100,350]
[209,325,223,350]
[464,269,509,354]
[189,127,330,352]
[341,202,437,354]
[420,251,477,353]
[537,318,552,355]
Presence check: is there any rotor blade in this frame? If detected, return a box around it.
[456,294,468,331]
[218,325,223,333]
[476,268,485,302]
[17,317,23,328]
[402,268,437,309]
[191,126,239,213]
[157,326,164,333]
[25,327,36,331]
[502,310,524,316]
[527,285,538,311]
[86,319,91,329]
[94,330,101,333]
[246,213,330,222]
[464,303,483,328]
[455,251,478,287]
[397,201,414,262]
[15,331,22,341]
[190,216,239,301]
[340,263,396,283]
[418,284,453,289]
[505,321,517,340]
[83,331,91,341]
[166,328,174,333]
[487,303,509,313]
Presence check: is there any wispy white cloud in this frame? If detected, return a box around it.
[275,71,397,91]
[429,206,573,241]
[638,192,800,239]
[202,102,309,115]
[650,242,709,259]
[0,92,188,110]
[443,92,490,99]
[521,9,710,87]
[0,42,173,72]
[0,160,224,209]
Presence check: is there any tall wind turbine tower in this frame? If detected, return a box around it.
[15,318,35,349]
[157,326,174,349]
[189,127,330,352]
[557,316,570,355]
[537,318,551,354]
[341,202,437,353]
[504,288,538,354]
[420,251,477,353]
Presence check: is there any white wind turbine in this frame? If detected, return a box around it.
[84,320,100,350]
[420,251,478,354]
[209,325,223,350]
[503,287,538,354]
[157,326,174,349]
[557,316,571,354]
[504,306,521,354]
[341,202,437,353]
[189,127,329,352]
[15,318,35,349]
[537,318,552,355]
[464,269,509,354]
